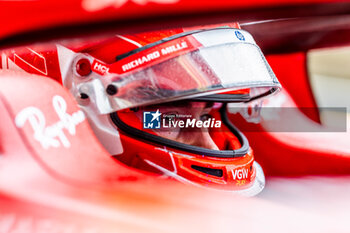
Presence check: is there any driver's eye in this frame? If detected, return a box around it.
[200,114,212,121]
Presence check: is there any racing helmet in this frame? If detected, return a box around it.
[3,23,281,196]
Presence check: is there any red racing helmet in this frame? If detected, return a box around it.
[1,23,281,196]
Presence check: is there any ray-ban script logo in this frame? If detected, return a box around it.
[15,95,85,149]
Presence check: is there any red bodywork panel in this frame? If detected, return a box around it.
[227,52,350,176]
[0,0,346,41]
[0,71,248,232]
[267,53,321,123]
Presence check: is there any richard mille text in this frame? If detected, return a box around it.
[122,41,188,72]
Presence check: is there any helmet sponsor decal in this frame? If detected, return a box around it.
[89,39,196,76]
[15,95,85,149]
[232,168,249,180]
[91,60,110,75]
[232,167,250,186]
[234,31,245,41]
[121,41,188,72]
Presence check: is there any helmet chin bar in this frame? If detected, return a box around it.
[110,103,249,158]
